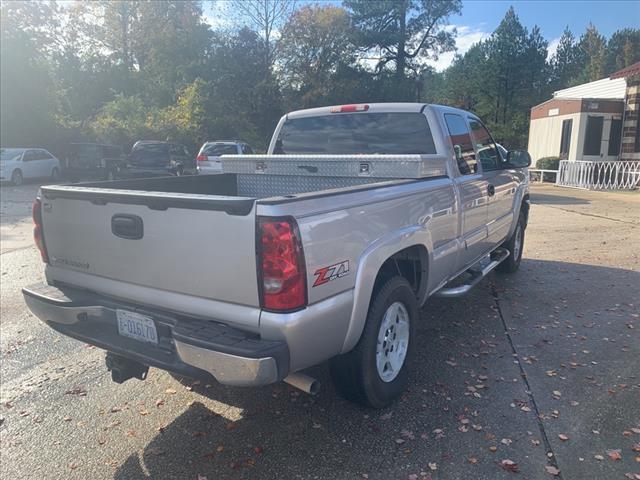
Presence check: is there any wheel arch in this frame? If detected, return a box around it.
[341,227,431,354]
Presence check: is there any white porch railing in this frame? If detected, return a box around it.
[556,160,640,190]
[528,168,557,183]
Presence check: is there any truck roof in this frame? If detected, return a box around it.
[286,102,475,120]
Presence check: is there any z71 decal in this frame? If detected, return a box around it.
[313,260,350,287]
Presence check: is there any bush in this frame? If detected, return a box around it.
[535,156,561,170]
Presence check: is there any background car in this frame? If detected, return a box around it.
[121,141,196,178]
[63,143,125,181]
[0,148,61,185]
[196,141,253,174]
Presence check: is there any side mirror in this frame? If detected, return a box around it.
[506,150,531,168]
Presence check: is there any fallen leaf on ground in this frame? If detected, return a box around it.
[500,459,519,472]
[65,386,87,396]
[594,454,604,461]
[558,434,569,441]
[545,465,560,476]
[606,449,622,461]
[164,388,177,395]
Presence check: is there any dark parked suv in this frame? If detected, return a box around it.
[64,143,125,181]
[122,141,196,178]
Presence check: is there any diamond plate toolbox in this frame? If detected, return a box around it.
[221,154,448,179]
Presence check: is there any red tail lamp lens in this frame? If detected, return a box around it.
[258,217,306,312]
[32,199,49,263]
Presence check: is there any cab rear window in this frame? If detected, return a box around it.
[275,112,436,155]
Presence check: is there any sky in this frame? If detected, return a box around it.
[204,0,639,71]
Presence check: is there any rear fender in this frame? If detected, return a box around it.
[341,225,432,353]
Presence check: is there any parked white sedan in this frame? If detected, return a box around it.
[0,148,61,185]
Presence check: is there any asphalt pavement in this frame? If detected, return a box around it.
[0,182,638,480]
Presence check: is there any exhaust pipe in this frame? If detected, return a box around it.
[283,372,320,395]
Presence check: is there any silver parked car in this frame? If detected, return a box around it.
[0,148,61,185]
[196,141,254,174]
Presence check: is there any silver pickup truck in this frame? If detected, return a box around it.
[24,103,530,408]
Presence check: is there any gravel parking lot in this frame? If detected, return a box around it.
[1,183,638,480]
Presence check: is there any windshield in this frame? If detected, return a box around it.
[275,112,437,155]
[132,143,169,157]
[0,149,23,162]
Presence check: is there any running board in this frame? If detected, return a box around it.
[434,248,510,298]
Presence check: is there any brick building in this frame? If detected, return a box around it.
[610,61,640,161]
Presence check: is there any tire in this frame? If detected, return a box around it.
[10,169,23,186]
[496,213,525,274]
[330,276,418,408]
[50,167,60,181]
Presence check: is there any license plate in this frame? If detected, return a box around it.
[116,309,158,345]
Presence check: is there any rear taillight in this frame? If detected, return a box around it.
[257,217,307,312]
[330,104,369,113]
[197,154,207,162]
[32,198,49,263]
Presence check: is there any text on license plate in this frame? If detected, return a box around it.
[116,309,158,344]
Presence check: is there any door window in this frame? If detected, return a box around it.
[23,150,41,161]
[444,114,477,175]
[38,150,53,160]
[560,119,572,159]
[583,116,603,156]
[468,118,501,171]
[242,144,254,154]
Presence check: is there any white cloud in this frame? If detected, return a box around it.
[547,36,561,61]
[425,25,490,72]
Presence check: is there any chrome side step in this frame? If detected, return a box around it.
[434,248,510,298]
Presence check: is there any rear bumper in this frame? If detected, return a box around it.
[23,282,289,387]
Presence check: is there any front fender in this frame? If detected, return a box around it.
[340,224,432,353]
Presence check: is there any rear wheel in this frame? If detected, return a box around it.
[497,214,525,273]
[330,276,418,408]
[10,169,23,186]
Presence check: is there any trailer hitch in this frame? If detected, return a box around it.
[105,352,149,384]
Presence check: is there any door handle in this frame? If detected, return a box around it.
[112,214,143,240]
[487,184,496,197]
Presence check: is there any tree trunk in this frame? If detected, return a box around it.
[396,2,407,80]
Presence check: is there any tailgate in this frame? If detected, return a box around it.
[40,186,260,319]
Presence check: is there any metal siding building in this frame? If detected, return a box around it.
[527,78,626,166]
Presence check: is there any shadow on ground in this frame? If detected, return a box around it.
[110,259,639,480]
[530,192,591,206]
